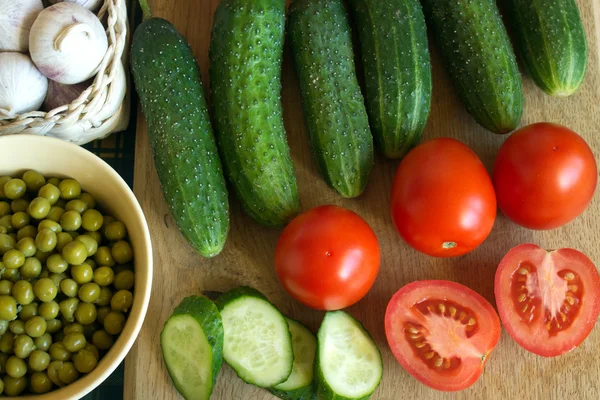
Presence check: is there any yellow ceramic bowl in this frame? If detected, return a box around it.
[0,135,152,399]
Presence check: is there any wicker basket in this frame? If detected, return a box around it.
[0,0,130,145]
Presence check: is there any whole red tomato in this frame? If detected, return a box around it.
[493,123,597,230]
[274,205,380,310]
[390,138,497,257]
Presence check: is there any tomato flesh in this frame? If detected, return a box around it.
[495,244,600,357]
[385,280,500,391]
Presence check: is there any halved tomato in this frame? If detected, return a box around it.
[385,280,500,392]
[495,244,600,357]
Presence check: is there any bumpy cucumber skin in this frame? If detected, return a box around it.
[348,0,432,159]
[506,0,587,96]
[131,18,229,257]
[270,317,317,400]
[422,0,524,134]
[288,0,374,198]
[315,311,382,400]
[161,296,224,400]
[210,0,300,227]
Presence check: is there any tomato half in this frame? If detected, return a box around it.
[390,138,497,257]
[274,205,380,310]
[385,280,500,392]
[495,244,600,357]
[493,123,597,230]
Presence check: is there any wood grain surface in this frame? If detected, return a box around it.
[126,0,600,399]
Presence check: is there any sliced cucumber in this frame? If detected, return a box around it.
[270,318,317,400]
[316,311,382,400]
[160,296,224,400]
[215,287,293,388]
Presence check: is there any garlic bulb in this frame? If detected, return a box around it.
[29,2,109,85]
[0,53,48,118]
[42,78,94,112]
[48,0,103,12]
[0,0,44,52]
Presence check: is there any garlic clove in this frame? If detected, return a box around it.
[29,2,109,85]
[0,52,48,118]
[0,0,44,52]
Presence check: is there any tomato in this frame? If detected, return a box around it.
[385,280,500,392]
[274,205,380,310]
[493,123,597,230]
[390,138,497,257]
[495,244,600,357]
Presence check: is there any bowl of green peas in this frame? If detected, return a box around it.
[0,134,152,399]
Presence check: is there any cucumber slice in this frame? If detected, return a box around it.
[160,296,224,400]
[215,287,293,388]
[270,318,317,400]
[316,311,382,400]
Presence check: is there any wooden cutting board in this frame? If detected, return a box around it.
[126,1,600,399]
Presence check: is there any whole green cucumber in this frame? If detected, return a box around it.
[348,0,432,159]
[422,0,524,134]
[505,0,587,96]
[288,0,374,198]
[210,0,300,227]
[131,4,229,257]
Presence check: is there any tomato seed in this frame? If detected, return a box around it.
[518,294,527,302]
[443,359,451,369]
[438,304,445,314]
[415,342,426,348]
[434,358,443,367]
[569,285,578,293]
[566,296,575,305]
[408,327,419,334]
[449,307,457,317]
[425,352,435,359]
[564,272,575,281]
[518,268,528,275]
[468,318,476,326]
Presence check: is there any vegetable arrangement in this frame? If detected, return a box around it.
[127,0,599,397]
[0,1,110,118]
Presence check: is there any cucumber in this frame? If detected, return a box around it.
[160,296,224,400]
[288,0,374,198]
[421,0,524,134]
[315,311,382,400]
[348,0,432,159]
[215,287,293,387]
[270,318,317,400]
[209,0,300,227]
[131,4,229,257]
[505,0,588,96]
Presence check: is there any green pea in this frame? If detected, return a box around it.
[57,361,79,384]
[103,311,125,335]
[47,254,68,274]
[0,176,11,198]
[0,226,5,234]
[12,280,33,305]
[96,307,111,325]
[85,258,97,270]
[95,287,113,307]
[5,355,27,378]
[59,298,79,322]
[84,343,99,360]
[63,323,84,335]
[47,178,61,187]
[3,375,28,396]
[75,302,97,325]
[79,193,96,209]
[0,332,15,353]
[30,371,53,393]
[38,184,60,205]
[38,268,50,279]
[18,302,38,321]
[10,212,29,229]
[3,179,26,200]
[79,282,101,303]
[0,295,17,320]
[83,322,99,340]
[67,231,80,240]
[1,267,19,283]
[49,342,71,361]
[66,199,88,214]
[63,332,86,352]
[55,198,67,208]
[62,240,87,265]
[2,249,24,269]
[13,335,35,358]
[76,234,98,256]
[38,219,62,233]
[114,269,135,291]
[22,170,45,192]
[16,225,37,240]
[34,249,53,263]
[0,319,8,335]
[9,320,25,335]
[49,272,67,290]
[60,279,79,298]
[111,290,133,313]
[10,199,29,213]
[73,349,98,374]
[46,206,65,222]
[94,246,114,267]
[33,278,58,302]
[45,319,62,335]
[92,330,114,350]
[47,360,64,387]
[85,230,103,245]
[60,210,82,232]
[0,202,10,217]
[35,229,57,252]
[15,237,36,258]
[39,301,60,320]
[25,316,47,338]
[0,217,13,235]
[0,233,13,253]
[82,209,103,232]
[59,179,81,200]
[34,333,52,351]
[29,350,50,372]
[27,197,51,220]
[71,263,93,284]
[56,232,73,252]
[104,220,127,241]
[93,266,115,287]
[0,280,12,295]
